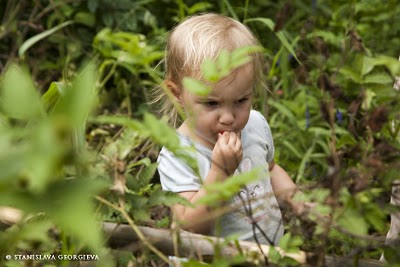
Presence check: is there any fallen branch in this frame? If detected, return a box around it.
[103,222,384,267]
[0,208,384,266]
[103,222,307,264]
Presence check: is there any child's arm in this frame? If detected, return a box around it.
[172,168,227,234]
[172,132,242,234]
[269,161,305,214]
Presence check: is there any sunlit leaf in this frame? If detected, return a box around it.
[41,81,66,112]
[182,77,211,96]
[197,168,261,205]
[230,46,263,70]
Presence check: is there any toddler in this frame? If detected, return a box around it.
[156,13,297,246]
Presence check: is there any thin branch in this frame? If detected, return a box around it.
[95,195,172,265]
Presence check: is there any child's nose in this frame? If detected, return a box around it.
[219,109,234,125]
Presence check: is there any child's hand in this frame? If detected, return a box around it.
[211,131,242,177]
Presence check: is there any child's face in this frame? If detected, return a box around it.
[181,65,254,146]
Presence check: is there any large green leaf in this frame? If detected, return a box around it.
[0,64,44,119]
[362,55,400,76]
[53,62,97,128]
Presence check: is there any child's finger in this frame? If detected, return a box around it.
[229,132,237,145]
[217,131,229,145]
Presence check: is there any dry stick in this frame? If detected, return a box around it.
[102,221,307,264]
[95,196,172,265]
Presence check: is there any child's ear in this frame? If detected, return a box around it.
[165,80,183,104]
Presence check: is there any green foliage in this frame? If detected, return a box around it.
[0,63,107,262]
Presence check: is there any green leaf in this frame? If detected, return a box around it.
[18,21,75,58]
[149,189,194,208]
[361,89,376,110]
[363,71,393,84]
[230,46,263,70]
[362,55,400,76]
[339,66,362,83]
[187,2,213,14]
[197,168,261,205]
[53,62,97,128]
[182,77,211,96]
[138,163,158,184]
[309,30,343,47]
[268,101,298,125]
[0,64,44,119]
[296,140,315,182]
[0,219,54,253]
[142,113,180,149]
[336,134,357,149]
[337,207,368,236]
[216,49,231,77]
[279,233,291,250]
[201,58,219,82]
[128,158,151,169]
[41,81,66,112]
[268,246,282,264]
[26,120,68,193]
[0,151,26,185]
[282,140,302,158]
[364,203,386,232]
[362,56,377,76]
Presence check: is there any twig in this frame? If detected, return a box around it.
[94,195,171,265]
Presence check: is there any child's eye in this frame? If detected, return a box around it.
[204,101,218,107]
[236,98,248,104]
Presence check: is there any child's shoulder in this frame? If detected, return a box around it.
[244,110,272,139]
[248,109,268,126]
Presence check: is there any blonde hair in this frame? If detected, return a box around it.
[152,13,265,127]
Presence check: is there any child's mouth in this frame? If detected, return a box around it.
[219,131,225,134]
